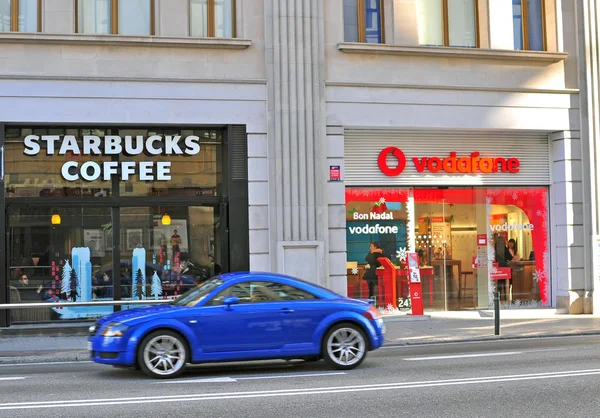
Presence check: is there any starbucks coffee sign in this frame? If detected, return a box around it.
[23,134,201,181]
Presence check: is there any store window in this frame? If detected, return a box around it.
[190,0,235,38]
[416,0,477,48]
[0,0,40,32]
[343,0,383,44]
[4,128,222,198]
[7,204,222,322]
[76,0,154,35]
[3,125,243,324]
[345,187,549,313]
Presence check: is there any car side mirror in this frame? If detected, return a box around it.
[223,296,239,310]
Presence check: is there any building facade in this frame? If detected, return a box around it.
[0,0,597,326]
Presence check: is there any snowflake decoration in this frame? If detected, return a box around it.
[379,197,386,204]
[385,303,398,314]
[533,269,545,283]
[351,267,359,275]
[536,209,543,217]
[512,193,519,201]
[396,247,407,262]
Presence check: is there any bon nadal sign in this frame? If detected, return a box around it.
[23,134,202,182]
[377,147,521,176]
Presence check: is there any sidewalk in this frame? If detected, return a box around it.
[1,309,599,363]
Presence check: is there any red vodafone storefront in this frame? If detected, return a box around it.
[343,130,551,313]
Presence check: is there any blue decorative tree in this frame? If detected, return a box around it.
[151,271,162,300]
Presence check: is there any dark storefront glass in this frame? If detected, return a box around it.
[117,128,223,197]
[1,125,246,325]
[5,128,112,198]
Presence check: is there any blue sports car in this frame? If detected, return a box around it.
[88,272,385,378]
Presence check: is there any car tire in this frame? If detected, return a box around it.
[322,323,368,370]
[137,330,188,379]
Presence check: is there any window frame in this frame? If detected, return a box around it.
[74,0,155,35]
[354,0,384,44]
[6,0,42,32]
[517,0,546,51]
[189,0,236,38]
[439,0,479,48]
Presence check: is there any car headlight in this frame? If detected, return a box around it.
[100,322,129,337]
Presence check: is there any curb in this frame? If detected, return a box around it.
[0,325,90,338]
[1,331,600,365]
[382,330,600,346]
[0,350,89,364]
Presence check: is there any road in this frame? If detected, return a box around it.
[1,335,599,418]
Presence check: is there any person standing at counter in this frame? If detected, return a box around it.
[507,239,521,262]
[364,242,385,299]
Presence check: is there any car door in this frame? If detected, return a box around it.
[265,282,335,349]
[197,281,289,353]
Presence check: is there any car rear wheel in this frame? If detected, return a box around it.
[138,330,188,379]
[322,323,367,370]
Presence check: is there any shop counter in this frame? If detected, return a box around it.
[510,260,537,301]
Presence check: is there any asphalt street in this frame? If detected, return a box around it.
[0,335,599,418]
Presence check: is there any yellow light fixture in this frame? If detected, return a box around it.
[51,214,61,225]
[161,213,171,225]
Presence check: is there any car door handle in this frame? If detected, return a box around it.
[280,308,295,314]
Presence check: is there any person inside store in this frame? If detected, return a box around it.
[507,238,521,262]
[364,242,385,299]
[493,234,512,301]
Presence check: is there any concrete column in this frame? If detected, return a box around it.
[551,131,587,313]
[264,0,328,285]
[326,123,347,296]
[44,0,74,34]
[575,0,600,314]
[157,0,188,37]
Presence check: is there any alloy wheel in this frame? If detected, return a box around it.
[142,335,186,377]
[326,327,366,367]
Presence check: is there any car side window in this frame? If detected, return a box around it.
[207,281,318,306]
[265,283,318,300]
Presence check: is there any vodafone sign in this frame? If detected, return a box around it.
[378,147,520,176]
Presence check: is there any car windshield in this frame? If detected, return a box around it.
[170,278,224,307]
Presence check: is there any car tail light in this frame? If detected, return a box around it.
[363,305,381,321]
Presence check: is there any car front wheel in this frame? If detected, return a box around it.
[322,323,367,370]
[138,330,188,379]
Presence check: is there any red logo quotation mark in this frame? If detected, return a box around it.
[378,147,406,176]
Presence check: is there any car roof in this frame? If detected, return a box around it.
[214,272,340,298]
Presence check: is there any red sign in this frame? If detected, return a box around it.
[378,147,520,176]
[491,267,512,280]
[477,234,487,246]
[329,165,341,181]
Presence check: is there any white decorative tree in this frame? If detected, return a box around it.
[151,271,162,300]
[61,260,72,297]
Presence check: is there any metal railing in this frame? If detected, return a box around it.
[0,299,172,309]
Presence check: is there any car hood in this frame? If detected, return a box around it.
[97,304,186,326]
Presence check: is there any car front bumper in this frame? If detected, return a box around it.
[88,336,136,366]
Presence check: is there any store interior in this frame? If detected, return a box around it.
[346,188,543,311]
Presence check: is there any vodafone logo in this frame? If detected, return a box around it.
[378,147,407,176]
[378,147,520,176]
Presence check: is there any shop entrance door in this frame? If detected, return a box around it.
[413,188,487,311]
